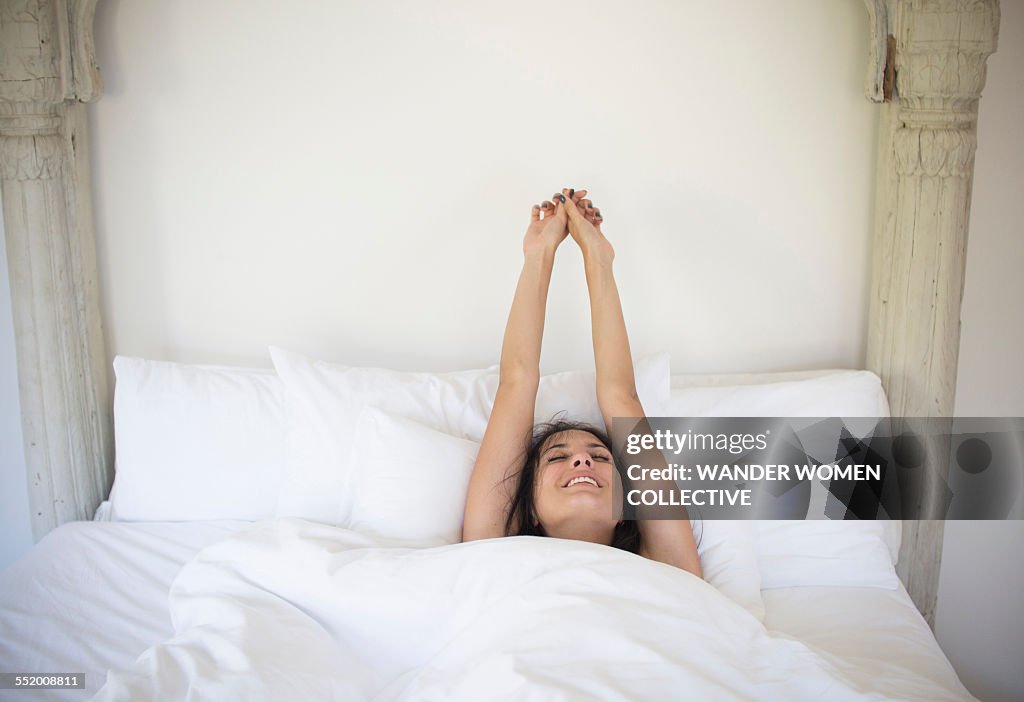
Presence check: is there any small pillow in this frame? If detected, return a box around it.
[110,356,286,521]
[756,520,899,589]
[347,408,480,547]
[692,520,765,621]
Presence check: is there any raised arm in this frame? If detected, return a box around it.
[563,191,703,578]
[462,193,572,542]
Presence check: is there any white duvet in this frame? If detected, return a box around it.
[91,519,926,701]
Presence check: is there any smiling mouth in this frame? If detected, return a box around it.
[564,476,600,488]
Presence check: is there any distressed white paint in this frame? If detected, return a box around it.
[865,0,1001,628]
[861,0,896,102]
[0,0,112,541]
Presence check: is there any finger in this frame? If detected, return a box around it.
[552,193,570,217]
[531,204,541,223]
[558,191,583,223]
[593,208,603,226]
[540,200,555,218]
[571,189,588,204]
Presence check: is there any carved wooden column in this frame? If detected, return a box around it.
[863,0,1000,627]
[0,0,112,539]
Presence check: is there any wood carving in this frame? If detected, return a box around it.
[0,0,112,540]
[865,0,1000,627]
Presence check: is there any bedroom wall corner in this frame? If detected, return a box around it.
[935,1,1024,700]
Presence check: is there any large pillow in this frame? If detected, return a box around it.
[535,351,671,426]
[667,368,902,566]
[269,347,670,525]
[109,356,286,521]
[346,408,480,547]
[269,347,495,524]
[666,369,889,418]
[756,520,899,590]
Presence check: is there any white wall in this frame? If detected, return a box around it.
[87,0,877,375]
[936,3,1024,701]
[0,196,34,572]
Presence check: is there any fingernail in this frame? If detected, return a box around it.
[569,189,575,197]
[541,203,548,208]
[554,194,566,203]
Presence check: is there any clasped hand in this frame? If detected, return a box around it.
[523,187,614,263]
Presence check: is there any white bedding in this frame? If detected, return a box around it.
[764,586,975,702]
[89,518,920,701]
[0,520,250,701]
[0,519,974,702]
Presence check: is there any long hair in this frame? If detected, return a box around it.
[504,418,642,554]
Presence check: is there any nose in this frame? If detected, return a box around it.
[571,453,592,468]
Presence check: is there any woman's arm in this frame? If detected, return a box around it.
[462,194,571,541]
[565,194,704,578]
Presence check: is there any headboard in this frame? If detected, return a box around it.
[0,0,1001,627]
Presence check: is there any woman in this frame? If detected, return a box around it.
[462,187,703,578]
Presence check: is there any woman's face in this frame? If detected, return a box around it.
[533,429,622,538]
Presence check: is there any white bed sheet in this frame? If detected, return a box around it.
[764,585,976,701]
[0,518,971,701]
[0,519,250,701]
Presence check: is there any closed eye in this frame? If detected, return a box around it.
[593,454,611,462]
[546,454,569,463]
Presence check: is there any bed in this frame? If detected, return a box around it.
[0,1,1002,699]
[0,512,972,702]
[0,356,978,701]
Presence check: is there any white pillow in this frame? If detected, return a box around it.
[667,369,889,418]
[109,356,286,521]
[535,351,671,426]
[756,520,899,590]
[270,347,671,525]
[692,520,765,621]
[270,347,496,524]
[347,408,479,547]
[667,368,901,564]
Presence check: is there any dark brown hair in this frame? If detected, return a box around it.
[504,418,642,554]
